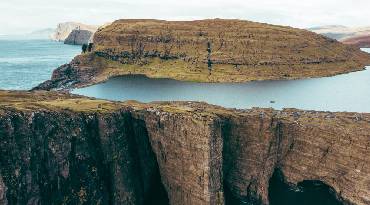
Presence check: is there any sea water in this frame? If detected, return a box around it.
[0,39,80,90]
[73,48,370,112]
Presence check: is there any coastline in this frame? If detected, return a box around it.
[33,19,370,91]
[33,58,369,91]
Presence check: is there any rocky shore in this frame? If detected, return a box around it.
[0,90,369,205]
[35,19,370,90]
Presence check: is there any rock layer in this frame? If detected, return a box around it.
[0,91,369,205]
[36,19,370,90]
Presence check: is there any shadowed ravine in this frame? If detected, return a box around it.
[268,169,344,205]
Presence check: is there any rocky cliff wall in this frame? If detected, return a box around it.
[0,91,369,205]
[220,109,370,205]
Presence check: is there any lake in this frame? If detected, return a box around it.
[0,39,81,90]
[72,48,370,113]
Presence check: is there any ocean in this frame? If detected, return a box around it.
[0,39,81,90]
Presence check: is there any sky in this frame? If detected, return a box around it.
[1,0,370,35]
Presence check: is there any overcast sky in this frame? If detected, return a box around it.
[1,0,369,34]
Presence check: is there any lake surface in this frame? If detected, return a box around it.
[73,48,370,113]
[0,39,81,90]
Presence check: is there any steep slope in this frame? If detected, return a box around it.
[36,19,370,90]
[0,90,369,205]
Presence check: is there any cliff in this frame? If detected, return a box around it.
[64,29,94,45]
[50,22,98,42]
[36,19,370,90]
[0,90,369,205]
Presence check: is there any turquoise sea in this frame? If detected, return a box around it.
[0,39,81,90]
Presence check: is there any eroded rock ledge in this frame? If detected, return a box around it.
[0,90,369,205]
[35,19,370,90]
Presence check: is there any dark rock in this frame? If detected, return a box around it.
[0,91,369,205]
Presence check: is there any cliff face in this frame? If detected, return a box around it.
[0,90,369,205]
[36,19,370,90]
[64,29,94,45]
[50,22,98,42]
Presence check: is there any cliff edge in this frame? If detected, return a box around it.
[36,19,370,90]
[0,90,369,205]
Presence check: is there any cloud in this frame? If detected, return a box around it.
[0,0,369,34]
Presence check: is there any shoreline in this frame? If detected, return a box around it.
[34,58,369,91]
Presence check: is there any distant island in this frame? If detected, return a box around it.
[2,22,100,44]
[35,19,370,90]
[0,28,54,40]
[309,25,370,48]
[50,22,100,45]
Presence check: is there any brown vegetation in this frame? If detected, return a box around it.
[36,19,370,90]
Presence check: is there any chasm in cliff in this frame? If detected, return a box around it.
[0,91,369,205]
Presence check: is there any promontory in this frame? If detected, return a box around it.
[35,19,370,90]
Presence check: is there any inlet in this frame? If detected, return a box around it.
[268,169,344,205]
